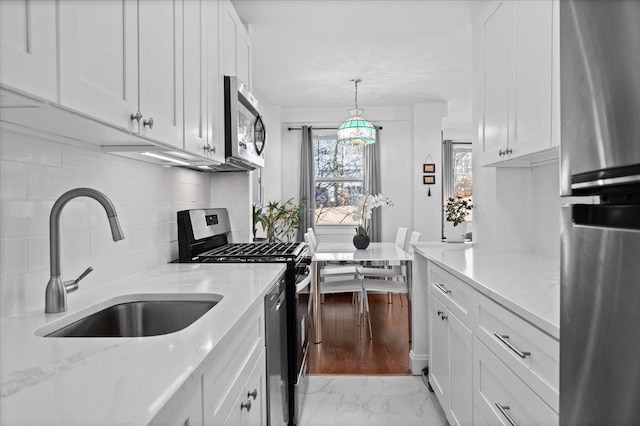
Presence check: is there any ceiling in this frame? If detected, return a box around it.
[232,0,481,128]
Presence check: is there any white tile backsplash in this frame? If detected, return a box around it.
[0,128,211,319]
[0,161,27,198]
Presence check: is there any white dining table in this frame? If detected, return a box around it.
[310,242,413,343]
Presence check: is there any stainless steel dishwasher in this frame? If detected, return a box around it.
[265,274,289,425]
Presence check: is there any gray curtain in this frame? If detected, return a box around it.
[298,125,314,241]
[364,129,382,241]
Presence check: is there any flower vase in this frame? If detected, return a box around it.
[444,221,467,243]
[353,234,370,250]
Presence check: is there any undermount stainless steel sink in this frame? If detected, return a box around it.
[43,295,222,338]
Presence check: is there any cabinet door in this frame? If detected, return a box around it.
[236,29,251,90]
[58,0,138,132]
[0,0,57,101]
[151,378,204,426]
[428,295,449,408]
[222,388,245,425]
[448,311,473,426]
[138,0,184,147]
[205,0,225,163]
[222,2,237,78]
[509,0,553,158]
[245,349,266,426]
[480,1,510,165]
[183,0,209,157]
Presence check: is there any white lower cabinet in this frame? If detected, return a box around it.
[473,337,558,425]
[151,300,266,426]
[428,290,472,426]
[426,260,559,425]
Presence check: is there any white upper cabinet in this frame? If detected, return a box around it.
[0,0,57,102]
[58,0,138,133]
[477,0,558,167]
[205,0,226,163]
[138,0,184,148]
[184,0,209,158]
[222,0,252,89]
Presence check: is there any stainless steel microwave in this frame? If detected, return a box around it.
[223,76,266,170]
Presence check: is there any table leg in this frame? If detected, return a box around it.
[312,260,322,343]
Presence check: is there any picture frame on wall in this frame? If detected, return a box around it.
[423,175,435,185]
[423,163,435,174]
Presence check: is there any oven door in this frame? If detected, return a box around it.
[294,270,311,423]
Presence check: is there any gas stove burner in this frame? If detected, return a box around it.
[198,242,306,262]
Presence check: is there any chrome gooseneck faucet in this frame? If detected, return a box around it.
[45,188,124,314]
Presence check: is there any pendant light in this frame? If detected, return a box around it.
[337,79,376,146]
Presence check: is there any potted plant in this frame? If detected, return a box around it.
[444,196,473,242]
[254,198,304,243]
[351,193,393,249]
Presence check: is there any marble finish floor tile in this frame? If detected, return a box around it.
[299,376,448,425]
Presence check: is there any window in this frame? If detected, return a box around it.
[443,140,473,231]
[313,130,364,225]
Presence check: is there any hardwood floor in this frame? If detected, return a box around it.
[307,293,410,375]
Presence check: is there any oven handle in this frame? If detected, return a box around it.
[296,273,311,294]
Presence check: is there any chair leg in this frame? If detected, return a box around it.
[400,293,404,307]
[365,292,373,339]
[387,292,392,304]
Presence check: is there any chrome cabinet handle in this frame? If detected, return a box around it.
[505,148,513,155]
[437,310,444,316]
[498,149,505,156]
[143,117,154,129]
[433,282,451,295]
[441,313,448,321]
[211,145,216,153]
[495,402,517,426]
[241,399,252,411]
[494,333,531,359]
[247,389,258,400]
[130,111,142,123]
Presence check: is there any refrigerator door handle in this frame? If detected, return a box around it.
[572,174,640,191]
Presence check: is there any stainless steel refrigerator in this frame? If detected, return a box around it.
[560,1,640,425]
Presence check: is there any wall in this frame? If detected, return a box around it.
[210,171,252,243]
[412,104,448,242]
[0,128,211,319]
[276,106,422,244]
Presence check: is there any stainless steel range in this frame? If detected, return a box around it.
[177,208,310,426]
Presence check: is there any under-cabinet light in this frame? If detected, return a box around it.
[197,165,213,170]
[140,152,190,166]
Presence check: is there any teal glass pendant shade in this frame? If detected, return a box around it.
[337,79,376,146]
[337,108,376,146]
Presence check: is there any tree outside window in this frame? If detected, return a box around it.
[313,130,364,225]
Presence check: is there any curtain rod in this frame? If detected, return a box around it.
[287,125,383,131]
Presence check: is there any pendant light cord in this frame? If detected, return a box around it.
[352,78,362,110]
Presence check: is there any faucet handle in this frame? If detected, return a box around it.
[64,266,94,293]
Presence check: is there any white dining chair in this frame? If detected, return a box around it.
[304,232,364,325]
[356,227,412,281]
[359,230,420,339]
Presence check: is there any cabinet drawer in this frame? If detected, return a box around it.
[473,337,558,425]
[475,293,558,412]
[428,262,473,323]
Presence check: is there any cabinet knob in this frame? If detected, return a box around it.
[499,149,505,156]
[241,399,252,412]
[203,145,210,152]
[505,148,513,155]
[143,117,154,129]
[441,314,448,321]
[247,389,258,400]
[437,310,444,316]
[211,145,216,154]
[130,111,143,123]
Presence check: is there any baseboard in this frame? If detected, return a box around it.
[409,350,428,375]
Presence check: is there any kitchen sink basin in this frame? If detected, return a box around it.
[42,294,222,338]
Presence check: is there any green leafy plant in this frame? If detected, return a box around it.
[253,198,304,242]
[444,197,473,226]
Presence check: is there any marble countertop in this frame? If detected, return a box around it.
[412,243,560,339]
[0,263,286,425]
